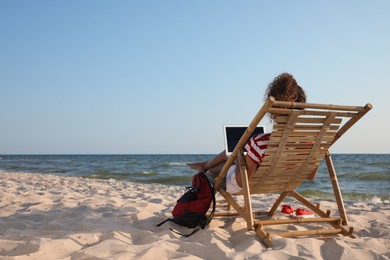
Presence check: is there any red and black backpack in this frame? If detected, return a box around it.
[157,172,216,237]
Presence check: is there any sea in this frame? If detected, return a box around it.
[0,154,389,202]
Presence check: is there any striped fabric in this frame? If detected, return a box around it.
[244,133,271,165]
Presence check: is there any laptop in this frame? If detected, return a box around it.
[223,125,265,155]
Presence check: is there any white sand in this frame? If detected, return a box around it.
[0,171,389,260]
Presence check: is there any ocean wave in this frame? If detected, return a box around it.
[167,162,187,166]
[299,189,390,202]
[85,171,158,180]
[356,172,390,181]
[299,189,334,199]
[367,161,390,167]
[337,171,390,181]
[141,171,156,175]
[146,175,192,185]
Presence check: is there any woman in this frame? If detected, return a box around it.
[187,73,312,194]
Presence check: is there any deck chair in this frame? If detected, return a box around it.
[213,96,372,247]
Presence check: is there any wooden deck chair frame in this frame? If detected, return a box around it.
[213,96,372,247]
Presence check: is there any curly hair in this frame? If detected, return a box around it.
[264,73,307,103]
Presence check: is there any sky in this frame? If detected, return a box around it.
[0,1,389,154]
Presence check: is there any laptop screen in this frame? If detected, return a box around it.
[224,125,265,155]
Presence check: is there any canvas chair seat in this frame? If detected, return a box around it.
[213,96,372,247]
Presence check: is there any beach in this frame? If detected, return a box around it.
[0,171,389,259]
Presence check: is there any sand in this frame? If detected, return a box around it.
[0,171,389,260]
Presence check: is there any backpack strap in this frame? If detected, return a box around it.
[169,226,201,237]
[198,172,216,227]
[157,218,203,237]
[156,218,173,227]
[204,172,216,225]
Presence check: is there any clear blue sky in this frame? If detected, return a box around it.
[1,1,389,154]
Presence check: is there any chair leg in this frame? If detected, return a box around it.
[269,191,289,216]
[218,188,246,218]
[237,150,254,231]
[325,152,349,226]
[254,224,273,248]
[289,190,329,218]
[227,202,231,211]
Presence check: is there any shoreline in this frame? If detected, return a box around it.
[1,171,389,259]
[1,169,388,203]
